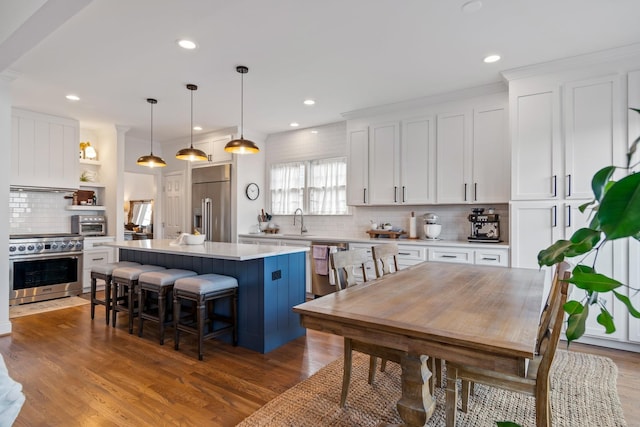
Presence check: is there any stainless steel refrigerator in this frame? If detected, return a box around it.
[192,164,231,242]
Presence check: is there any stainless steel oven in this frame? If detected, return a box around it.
[9,234,84,305]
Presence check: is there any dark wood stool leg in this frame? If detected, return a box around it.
[174,292,181,351]
[158,287,166,345]
[90,276,97,320]
[111,281,119,327]
[127,282,136,334]
[138,286,145,337]
[104,277,112,325]
[197,296,205,361]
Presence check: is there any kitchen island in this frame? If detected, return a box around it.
[104,239,309,353]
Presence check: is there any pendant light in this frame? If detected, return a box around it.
[176,84,208,161]
[225,65,259,154]
[137,98,167,168]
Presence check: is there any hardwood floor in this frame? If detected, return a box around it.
[1,301,637,426]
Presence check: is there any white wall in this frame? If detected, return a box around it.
[124,172,156,201]
[0,75,12,334]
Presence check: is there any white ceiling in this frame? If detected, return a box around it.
[3,0,640,143]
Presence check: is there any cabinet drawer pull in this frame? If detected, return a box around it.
[363,188,367,204]
[441,255,458,259]
[552,175,557,197]
[394,186,398,203]
[552,205,557,227]
[464,183,467,201]
[92,257,105,261]
[567,174,572,197]
[402,186,406,203]
[474,183,478,201]
[566,205,571,227]
[481,257,498,261]
[399,252,411,256]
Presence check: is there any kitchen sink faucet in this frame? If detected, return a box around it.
[293,208,307,234]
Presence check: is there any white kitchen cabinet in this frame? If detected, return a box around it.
[191,136,233,167]
[347,116,436,206]
[11,108,79,189]
[368,121,400,205]
[474,248,509,267]
[563,75,624,199]
[510,86,562,200]
[436,105,509,204]
[428,247,474,264]
[346,127,369,205]
[436,111,470,203]
[401,116,436,204]
[511,200,627,342]
[82,237,115,293]
[511,75,623,201]
[628,238,640,344]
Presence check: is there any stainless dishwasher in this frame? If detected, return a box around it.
[310,241,348,298]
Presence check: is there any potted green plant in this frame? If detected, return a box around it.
[537,108,640,343]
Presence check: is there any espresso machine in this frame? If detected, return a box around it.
[468,208,501,243]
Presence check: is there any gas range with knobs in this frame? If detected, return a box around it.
[9,234,84,305]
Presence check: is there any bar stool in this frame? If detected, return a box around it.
[90,261,140,324]
[112,264,165,333]
[173,274,238,360]
[137,269,197,344]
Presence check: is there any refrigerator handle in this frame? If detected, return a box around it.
[202,198,213,241]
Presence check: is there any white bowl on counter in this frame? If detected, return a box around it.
[184,234,205,245]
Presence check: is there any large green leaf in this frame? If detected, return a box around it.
[573,264,595,275]
[591,166,616,201]
[613,291,640,318]
[565,228,602,257]
[568,270,623,292]
[599,173,640,240]
[565,301,588,342]
[596,306,616,334]
[537,240,572,267]
[578,200,595,213]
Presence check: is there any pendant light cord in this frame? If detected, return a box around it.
[190,88,194,148]
[149,101,154,155]
[240,70,244,138]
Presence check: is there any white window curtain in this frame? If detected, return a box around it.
[270,162,305,215]
[308,157,348,215]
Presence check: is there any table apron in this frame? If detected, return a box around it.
[300,315,527,376]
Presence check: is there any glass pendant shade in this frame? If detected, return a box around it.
[225,65,259,154]
[137,98,166,168]
[176,84,208,161]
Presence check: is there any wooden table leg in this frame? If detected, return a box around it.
[445,365,458,427]
[396,353,436,426]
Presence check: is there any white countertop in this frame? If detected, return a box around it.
[238,233,510,249]
[104,239,309,261]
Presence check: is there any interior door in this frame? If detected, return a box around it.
[163,172,185,238]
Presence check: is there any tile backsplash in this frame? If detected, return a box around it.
[270,203,509,242]
[9,190,76,235]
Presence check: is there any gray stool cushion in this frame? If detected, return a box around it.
[113,264,165,280]
[91,261,140,276]
[174,274,238,294]
[139,269,197,287]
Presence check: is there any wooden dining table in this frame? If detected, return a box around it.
[293,261,545,426]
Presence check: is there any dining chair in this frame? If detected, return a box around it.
[372,243,444,387]
[446,262,571,427]
[330,249,406,407]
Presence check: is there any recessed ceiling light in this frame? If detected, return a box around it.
[483,54,501,63]
[290,122,300,127]
[65,94,80,101]
[310,130,318,134]
[177,39,197,50]
[193,126,202,131]
[461,0,483,14]
[303,99,315,106]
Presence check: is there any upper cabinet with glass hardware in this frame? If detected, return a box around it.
[11,108,79,189]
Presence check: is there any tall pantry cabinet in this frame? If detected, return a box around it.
[508,64,638,349]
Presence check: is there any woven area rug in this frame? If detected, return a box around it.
[237,350,626,427]
[9,296,89,318]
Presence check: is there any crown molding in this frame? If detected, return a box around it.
[501,43,640,82]
[341,81,506,120]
